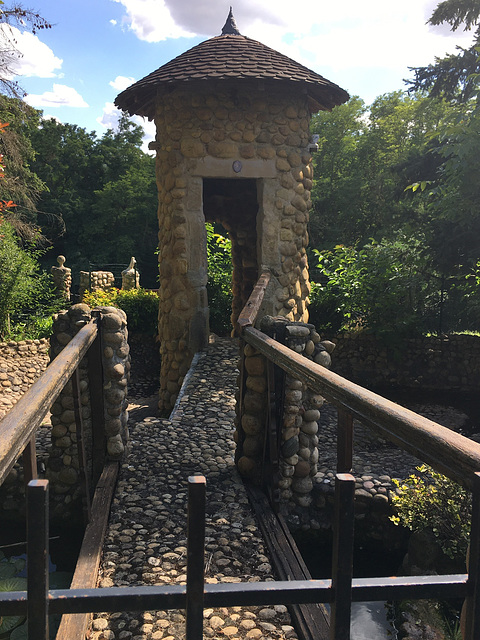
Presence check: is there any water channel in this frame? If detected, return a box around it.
[295,534,402,639]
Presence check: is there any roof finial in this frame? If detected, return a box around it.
[221,7,240,35]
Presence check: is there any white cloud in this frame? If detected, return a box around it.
[97,101,155,153]
[0,25,62,78]
[111,0,194,42]
[25,84,89,108]
[42,114,63,124]
[110,75,136,91]
[97,102,120,130]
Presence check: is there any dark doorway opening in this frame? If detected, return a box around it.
[203,178,259,331]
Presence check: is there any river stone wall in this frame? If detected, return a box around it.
[48,304,130,520]
[151,85,313,412]
[79,270,115,300]
[331,332,480,391]
[236,316,335,513]
[0,305,130,523]
[0,339,50,420]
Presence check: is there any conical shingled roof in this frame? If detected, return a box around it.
[115,14,349,118]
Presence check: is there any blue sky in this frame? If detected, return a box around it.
[5,0,474,149]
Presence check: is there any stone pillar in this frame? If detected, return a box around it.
[51,255,71,301]
[236,316,335,514]
[47,303,129,521]
[122,257,140,290]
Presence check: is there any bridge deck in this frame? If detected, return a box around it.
[90,336,310,640]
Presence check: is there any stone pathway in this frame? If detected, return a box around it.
[92,336,297,640]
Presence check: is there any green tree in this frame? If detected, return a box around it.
[206,222,233,335]
[310,96,367,248]
[30,114,159,285]
[89,155,158,286]
[408,0,480,101]
[309,92,455,251]
[309,237,435,339]
[0,95,46,240]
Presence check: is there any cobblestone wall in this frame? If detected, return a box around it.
[79,270,115,299]
[151,85,314,412]
[236,316,335,514]
[48,304,130,520]
[331,332,480,391]
[0,304,130,523]
[0,339,50,420]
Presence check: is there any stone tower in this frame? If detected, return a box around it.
[115,10,348,412]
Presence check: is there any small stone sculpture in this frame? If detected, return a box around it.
[51,255,72,301]
[122,256,140,290]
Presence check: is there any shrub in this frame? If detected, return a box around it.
[390,465,471,561]
[310,238,437,340]
[82,287,158,334]
[0,222,64,340]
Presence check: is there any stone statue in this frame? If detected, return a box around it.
[122,256,140,290]
[51,255,72,301]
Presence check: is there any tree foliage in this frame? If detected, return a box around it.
[29,114,158,287]
[0,94,46,241]
[206,222,233,335]
[408,0,480,101]
[309,85,480,336]
[0,221,59,339]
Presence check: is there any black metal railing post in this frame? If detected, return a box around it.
[186,475,206,640]
[330,473,355,640]
[27,479,49,640]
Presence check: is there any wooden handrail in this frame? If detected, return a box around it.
[0,320,98,485]
[236,270,271,332]
[244,325,480,488]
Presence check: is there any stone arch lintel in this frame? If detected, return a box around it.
[191,157,276,178]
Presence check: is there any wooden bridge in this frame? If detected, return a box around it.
[2,274,480,639]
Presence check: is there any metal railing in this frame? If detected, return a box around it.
[1,272,480,639]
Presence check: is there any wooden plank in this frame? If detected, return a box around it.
[236,271,270,331]
[22,435,37,484]
[55,461,119,640]
[246,484,330,640]
[243,325,480,489]
[330,474,355,640]
[0,320,98,485]
[27,480,49,640]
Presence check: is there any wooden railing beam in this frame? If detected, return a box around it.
[236,270,271,332]
[243,325,480,488]
[0,320,98,485]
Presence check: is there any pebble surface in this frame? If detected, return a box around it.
[93,336,297,640]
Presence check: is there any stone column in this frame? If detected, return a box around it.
[122,257,140,290]
[236,316,335,515]
[51,255,72,301]
[47,303,129,521]
[152,86,314,412]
